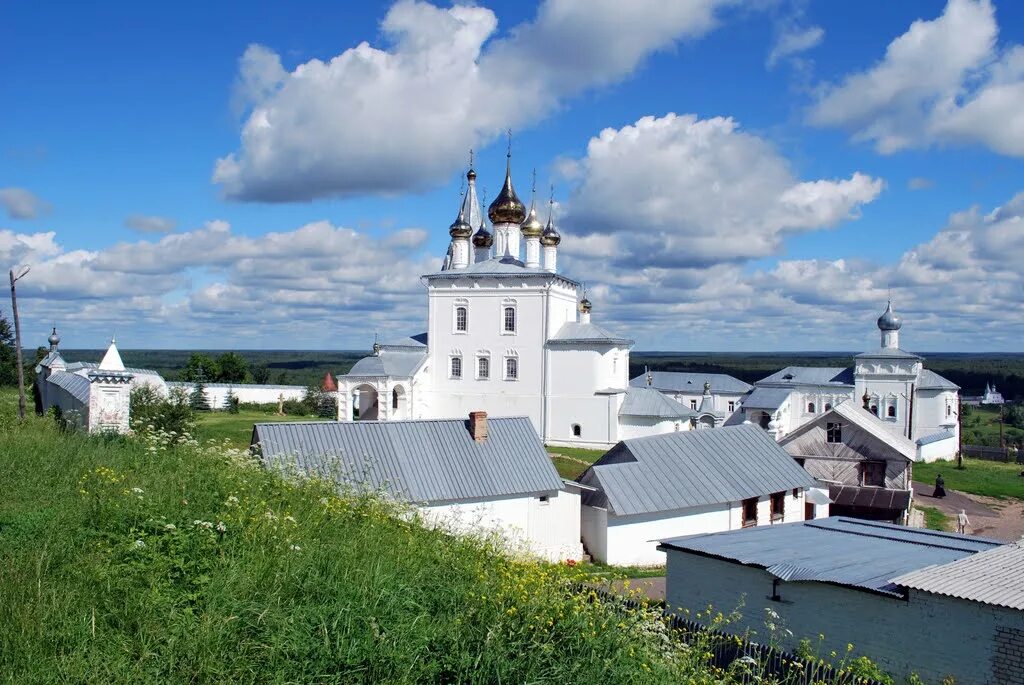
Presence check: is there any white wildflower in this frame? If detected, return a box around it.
[192,520,213,530]
[289,544,301,552]
[132,539,146,549]
[225,495,239,507]
[216,521,227,533]
[164,523,177,531]
[283,515,296,524]
[131,487,144,495]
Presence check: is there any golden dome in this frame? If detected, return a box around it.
[448,206,472,239]
[520,203,543,238]
[472,222,493,248]
[487,155,526,225]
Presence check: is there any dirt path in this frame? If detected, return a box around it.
[913,481,1024,541]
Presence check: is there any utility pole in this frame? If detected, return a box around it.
[9,266,30,421]
[957,394,964,470]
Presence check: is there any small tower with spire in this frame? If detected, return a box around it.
[472,187,493,263]
[877,300,902,349]
[48,326,61,352]
[87,337,134,433]
[520,169,544,268]
[447,154,481,270]
[540,185,561,273]
[488,131,526,260]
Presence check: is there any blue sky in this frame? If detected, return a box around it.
[2,0,1023,351]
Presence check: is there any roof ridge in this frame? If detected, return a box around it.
[807,518,1000,552]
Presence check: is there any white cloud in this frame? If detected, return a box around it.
[124,214,178,234]
[0,229,61,268]
[767,25,824,69]
[0,188,50,220]
[809,0,1024,157]
[214,0,737,202]
[559,113,883,268]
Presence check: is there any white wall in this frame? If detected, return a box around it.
[617,415,688,441]
[421,489,583,562]
[167,383,307,408]
[664,549,1024,685]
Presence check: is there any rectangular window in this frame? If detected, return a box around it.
[505,357,518,380]
[770,492,785,521]
[863,460,886,487]
[450,356,462,379]
[826,422,842,444]
[455,306,468,332]
[503,306,516,333]
[728,401,735,412]
[690,399,697,410]
[477,356,489,379]
[742,497,758,527]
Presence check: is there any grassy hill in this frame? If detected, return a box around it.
[0,390,760,684]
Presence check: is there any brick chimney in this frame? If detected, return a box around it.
[469,411,488,442]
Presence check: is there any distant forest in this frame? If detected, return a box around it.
[55,348,1024,401]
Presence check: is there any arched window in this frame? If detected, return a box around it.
[455,306,468,332]
[392,388,399,409]
[824,403,832,411]
[946,404,952,417]
[887,405,897,418]
[450,357,462,379]
[807,402,816,413]
[505,357,518,380]
[572,424,581,437]
[870,405,879,416]
[503,306,516,333]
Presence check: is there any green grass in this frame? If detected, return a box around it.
[916,506,950,531]
[547,445,605,480]
[551,455,589,480]
[546,445,606,462]
[914,458,1024,500]
[1,389,766,683]
[583,562,666,579]
[194,408,323,448]
[960,405,1024,447]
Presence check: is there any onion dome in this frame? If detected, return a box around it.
[540,214,561,247]
[448,206,472,239]
[47,326,60,349]
[877,301,902,331]
[488,154,526,225]
[472,220,493,248]
[520,203,543,238]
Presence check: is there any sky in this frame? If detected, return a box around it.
[2,0,1023,352]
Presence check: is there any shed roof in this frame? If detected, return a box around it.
[659,517,1001,596]
[252,416,564,505]
[741,387,792,410]
[580,424,815,516]
[893,542,1024,611]
[757,367,854,387]
[629,371,752,395]
[618,386,695,420]
[47,371,91,403]
[916,429,955,447]
[548,321,633,346]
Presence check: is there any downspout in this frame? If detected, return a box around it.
[540,280,551,443]
[907,382,915,441]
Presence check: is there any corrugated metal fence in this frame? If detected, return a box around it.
[962,444,1023,463]
[583,584,886,685]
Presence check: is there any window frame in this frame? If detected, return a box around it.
[770,492,785,522]
[863,460,887,487]
[826,422,842,444]
[728,400,735,412]
[501,305,517,334]
[476,355,490,380]
[689,399,698,410]
[807,402,816,414]
[449,356,463,380]
[504,356,519,381]
[454,305,468,333]
[741,497,758,528]
[887,404,897,418]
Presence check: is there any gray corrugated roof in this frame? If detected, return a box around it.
[780,401,917,460]
[917,369,959,390]
[581,424,816,516]
[630,371,752,395]
[67,361,161,377]
[854,347,922,360]
[757,367,854,387]
[893,542,1024,610]
[252,416,564,505]
[548,321,633,346]
[345,350,426,378]
[47,371,91,403]
[660,517,1001,596]
[741,387,792,410]
[618,386,695,419]
[916,429,955,446]
[380,333,427,350]
[37,351,64,370]
[425,257,580,285]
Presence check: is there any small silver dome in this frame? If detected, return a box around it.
[47,326,60,348]
[540,216,561,247]
[877,301,902,331]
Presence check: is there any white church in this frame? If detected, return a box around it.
[334,155,675,449]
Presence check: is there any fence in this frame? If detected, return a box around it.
[582,584,886,685]
[962,444,1023,464]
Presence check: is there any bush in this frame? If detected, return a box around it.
[130,384,195,442]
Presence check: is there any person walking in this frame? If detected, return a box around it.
[957,509,970,534]
[933,473,946,498]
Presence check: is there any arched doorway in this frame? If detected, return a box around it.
[352,384,379,420]
[391,385,407,420]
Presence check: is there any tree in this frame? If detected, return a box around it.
[131,384,195,442]
[216,352,249,383]
[190,373,212,411]
[182,353,219,382]
[224,388,240,414]
[0,310,16,386]
[251,365,271,385]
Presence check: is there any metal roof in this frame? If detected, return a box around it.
[345,350,426,378]
[917,369,959,390]
[548,321,633,346]
[252,416,564,505]
[741,387,792,410]
[47,371,91,403]
[780,400,918,461]
[36,351,64,370]
[424,257,580,286]
[828,484,911,511]
[580,424,816,516]
[893,542,1024,610]
[659,517,1001,596]
[854,347,922,360]
[67,361,162,377]
[916,429,955,446]
[380,332,428,350]
[630,371,752,395]
[757,366,854,387]
[618,386,695,419]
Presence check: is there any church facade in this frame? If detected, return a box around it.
[335,155,666,449]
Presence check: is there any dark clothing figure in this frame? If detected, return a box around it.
[933,474,946,499]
